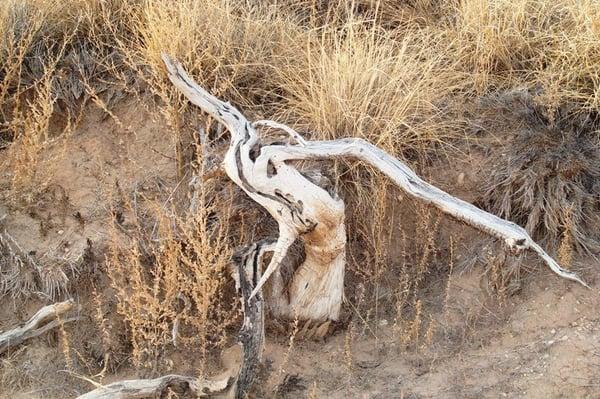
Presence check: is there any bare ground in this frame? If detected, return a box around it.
[263,274,600,399]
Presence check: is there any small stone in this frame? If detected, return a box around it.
[546,340,555,346]
[550,329,556,335]
[57,230,64,235]
[379,319,389,327]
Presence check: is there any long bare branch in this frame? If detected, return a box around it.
[257,138,588,287]
[0,299,78,354]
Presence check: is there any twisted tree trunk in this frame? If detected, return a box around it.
[162,55,587,334]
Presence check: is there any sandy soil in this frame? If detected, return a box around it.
[263,274,599,398]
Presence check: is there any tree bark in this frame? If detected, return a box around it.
[162,55,587,329]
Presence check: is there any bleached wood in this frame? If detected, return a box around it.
[164,55,347,323]
[162,55,587,327]
[0,299,78,354]
[257,139,588,287]
[76,374,229,399]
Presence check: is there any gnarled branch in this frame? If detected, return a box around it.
[0,299,79,354]
[163,54,587,328]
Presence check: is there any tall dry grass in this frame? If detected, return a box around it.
[274,23,463,151]
[105,177,238,371]
[3,0,599,183]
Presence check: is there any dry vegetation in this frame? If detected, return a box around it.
[1,0,599,397]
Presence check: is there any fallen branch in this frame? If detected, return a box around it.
[0,299,78,354]
[76,374,229,399]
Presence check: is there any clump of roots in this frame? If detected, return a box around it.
[480,89,600,256]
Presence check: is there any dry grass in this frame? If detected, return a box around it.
[3,0,599,187]
[273,23,463,152]
[105,177,238,372]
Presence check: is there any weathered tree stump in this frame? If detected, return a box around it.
[162,54,587,334]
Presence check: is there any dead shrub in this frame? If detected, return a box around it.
[274,22,463,154]
[0,229,39,299]
[105,179,239,372]
[480,90,600,255]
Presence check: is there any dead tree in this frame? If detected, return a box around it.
[162,55,587,334]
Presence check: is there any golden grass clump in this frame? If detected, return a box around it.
[453,0,544,87]
[123,0,301,107]
[449,0,600,106]
[275,22,462,153]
